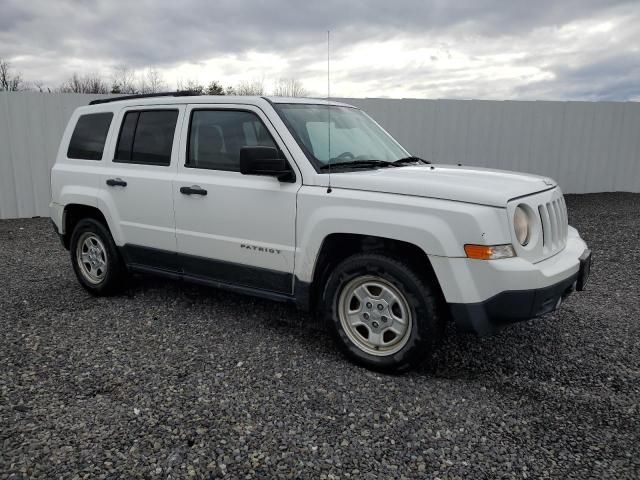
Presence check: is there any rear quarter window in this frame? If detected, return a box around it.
[67,112,113,160]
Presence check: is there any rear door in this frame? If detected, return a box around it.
[97,105,185,271]
[172,104,300,294]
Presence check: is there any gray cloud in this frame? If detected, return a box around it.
[0,0,639,99]
[516,52,640,100]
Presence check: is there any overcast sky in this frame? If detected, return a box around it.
[1,0,639,100]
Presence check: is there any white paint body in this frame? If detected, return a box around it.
[50,96,587,310]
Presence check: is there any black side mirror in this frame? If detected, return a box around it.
[240,146,294,182]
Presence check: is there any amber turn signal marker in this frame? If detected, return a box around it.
[464,244,516,260]
[464,245,493,260]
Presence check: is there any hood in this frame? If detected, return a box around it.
[326,164,556,207]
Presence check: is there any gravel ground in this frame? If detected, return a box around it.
[0,192,638,479]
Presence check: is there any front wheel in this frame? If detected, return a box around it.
[323,253,444,372]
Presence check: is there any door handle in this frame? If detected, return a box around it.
[180,185,208,196]
[106,178,127,187]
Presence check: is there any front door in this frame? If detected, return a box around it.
[172,104,300,294]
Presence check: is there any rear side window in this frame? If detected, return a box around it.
[115,110,178,166]
[67,113,113,160]
[187,110,277,171]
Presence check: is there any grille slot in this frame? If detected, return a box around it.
[538,197,568,254]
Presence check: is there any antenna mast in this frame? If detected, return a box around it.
[327,30,332,194]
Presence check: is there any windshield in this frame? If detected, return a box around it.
[274,104,410,170]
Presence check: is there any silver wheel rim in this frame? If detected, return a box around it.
[76,232,108,285]
[338,275,413,356]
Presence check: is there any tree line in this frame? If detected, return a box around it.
[0,59,309,97]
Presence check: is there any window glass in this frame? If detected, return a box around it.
[115,110,178,166]
[115,111,138,161]
[67,113,113,160]
[187,110,277,171]
[274,104,408,170]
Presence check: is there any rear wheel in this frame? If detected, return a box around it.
[69,218,126,295]
[323,253,444,372]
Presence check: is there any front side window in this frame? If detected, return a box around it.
[115,110,178,166]
[274,104,409,171]
[187,110,277,171]
[67,112,113,160]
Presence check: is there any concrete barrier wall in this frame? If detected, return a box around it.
[0,92,638,219]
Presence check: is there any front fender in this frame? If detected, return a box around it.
[294,186,511,283]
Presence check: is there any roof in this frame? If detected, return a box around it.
[265,96,354,107]
[87,92,354,109]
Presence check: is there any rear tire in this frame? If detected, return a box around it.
[69,218,126,296]
[322,253,444,372]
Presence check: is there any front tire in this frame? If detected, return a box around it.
[323,253,444,372]
[69,218,126,296]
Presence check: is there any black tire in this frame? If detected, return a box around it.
[322,253,444,372]
[69,218,127,296]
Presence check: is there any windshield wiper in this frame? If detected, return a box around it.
[391,156,431,166]
[319,160,395,170]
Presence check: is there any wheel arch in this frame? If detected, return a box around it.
[303,233,447,315]
[61,203,111,249]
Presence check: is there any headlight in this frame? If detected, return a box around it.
[514,205,530,246]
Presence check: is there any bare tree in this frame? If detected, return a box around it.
[273,78,308,97]
[235,79,265,95]
[85,75,109,94]
[176,79,204,94]
[236,79,264,95]
[32,80,50,93]
[0,58,24,91]
[59,73,109,93]
[59,73,84,93]
[205,80,225,95]
[111,65,137,94]
[147,68,165,93]
[139,67,166,94]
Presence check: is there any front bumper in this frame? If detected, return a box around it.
[430,227,590,335]
[450,250,590,335]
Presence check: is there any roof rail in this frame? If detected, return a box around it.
[89,91,201,105]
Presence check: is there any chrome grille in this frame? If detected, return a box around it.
[538,196,568,255]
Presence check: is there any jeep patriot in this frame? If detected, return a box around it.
[50,93,591,371]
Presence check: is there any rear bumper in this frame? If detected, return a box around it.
[49,202,67,248]
[50,218,66,248]
[448,248,592,335]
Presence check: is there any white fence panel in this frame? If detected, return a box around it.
[0,93,638,219]
[0,93,112,219]
[340,98,640,196]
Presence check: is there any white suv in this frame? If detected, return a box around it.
[50,93,591,371]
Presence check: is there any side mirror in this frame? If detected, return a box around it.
[239,146,294,182]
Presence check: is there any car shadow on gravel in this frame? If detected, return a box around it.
[128,271,556,382]
[124,272,334,339]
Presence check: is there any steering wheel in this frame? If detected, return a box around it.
[335,151,355,161]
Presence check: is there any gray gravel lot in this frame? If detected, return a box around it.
[1,193,639,479]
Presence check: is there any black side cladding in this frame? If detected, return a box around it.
[119,244,293,295]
